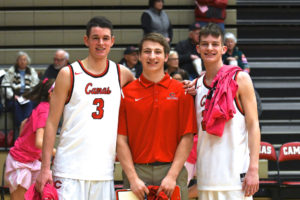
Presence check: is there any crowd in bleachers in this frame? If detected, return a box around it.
[0,0,299,199]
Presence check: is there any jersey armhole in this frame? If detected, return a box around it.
[195,72,205,90]
[233,71,245,115]
[117,64,121,89]
[65,64,74,104]
[194,77,200,90]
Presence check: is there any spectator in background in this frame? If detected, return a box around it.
[1,51,39,129]
[165,50,179,75]
[170,69,189,82]
[119,46,142,78]
[43,49,69,79]
[175,22,203,80]
[4,79,56,200]
[223,32,250,73]
[141,0,173,43]
[194,0,227,31]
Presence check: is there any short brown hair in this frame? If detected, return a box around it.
[86,16,113,37]
[199,23,224,44]
[139,33,170,55]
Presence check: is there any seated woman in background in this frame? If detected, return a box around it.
[141,0,173,43]
[222,32,251,73]
[1,51,39,130]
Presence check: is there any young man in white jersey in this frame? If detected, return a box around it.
[35,16,134,199]
[193,23,260,199]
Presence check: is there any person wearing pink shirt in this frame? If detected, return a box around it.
[5,78,56,200]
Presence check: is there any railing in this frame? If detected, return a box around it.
[0,85,15,151]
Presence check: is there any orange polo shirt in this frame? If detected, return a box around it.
[118,73,197,164]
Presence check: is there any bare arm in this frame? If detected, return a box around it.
[35,128,56,156]
[157,133,193,198]
[188,184,198,199]
[236,72,260,197]
[35,67,70,193]
[119,64,135,88]
[35,128,44,149]
[116,134,149,200]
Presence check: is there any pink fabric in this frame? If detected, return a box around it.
[25,184,40,200]
[185,135,198,184]
[186,135,198,164]
[25,183,58,200]
[5,153,41,193]
[185,161,196,185]
[202,65,241,137]
[10,102,50,163]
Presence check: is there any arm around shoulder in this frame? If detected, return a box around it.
[119,64,135,88]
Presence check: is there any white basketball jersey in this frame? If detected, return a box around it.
[195,75,250,191]
[53,60,121,181]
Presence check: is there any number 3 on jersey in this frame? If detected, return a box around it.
[92,98,104,119]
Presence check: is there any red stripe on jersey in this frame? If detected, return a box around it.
[65,65,74,104]
[234,71,244,115]
[77,60,109,77]
[117,64,121,88]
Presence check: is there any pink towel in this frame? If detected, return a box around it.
[203,65,241,137]
[25,183,58,200]
[147,185,169,200]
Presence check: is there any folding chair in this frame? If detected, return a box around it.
[255,141,280,199]
[116,185,181,200]
[278,142,300,199]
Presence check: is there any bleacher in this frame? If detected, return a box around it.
[1,0,300,199]
[236,0,300,199]
[0,0,236,68]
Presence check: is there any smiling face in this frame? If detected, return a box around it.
[84,26,114,60]
[139,40,168,74]
[197,34,227,65]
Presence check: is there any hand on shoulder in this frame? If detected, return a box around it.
[119,64,135,88]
